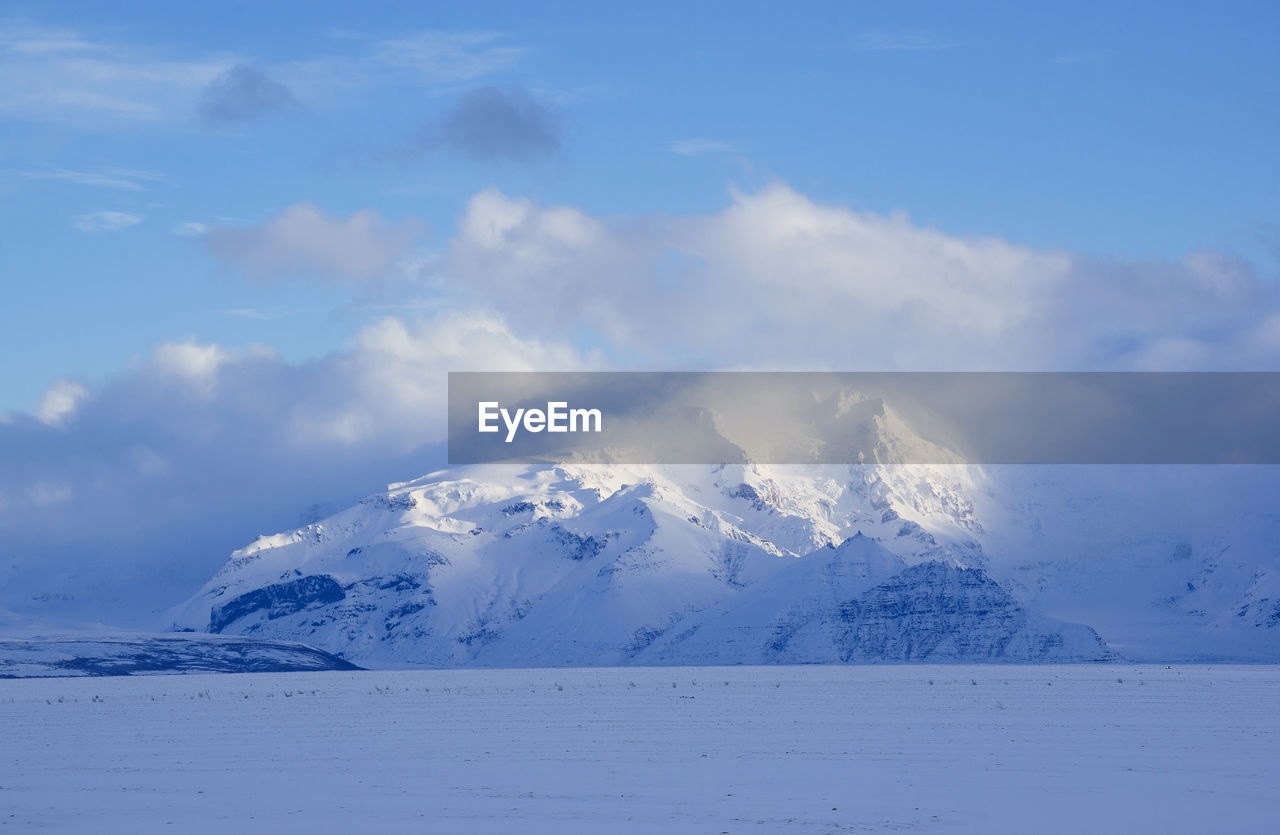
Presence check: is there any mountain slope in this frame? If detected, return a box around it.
[169,460,1112,666]
[640,535,1113,664]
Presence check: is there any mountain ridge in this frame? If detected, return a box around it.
[168,459,1115,666]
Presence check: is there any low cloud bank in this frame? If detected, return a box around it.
[4,184,1277,624]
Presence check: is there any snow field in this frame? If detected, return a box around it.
[2,664,1277,833]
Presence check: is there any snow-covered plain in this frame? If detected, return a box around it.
[2,665,1276,833]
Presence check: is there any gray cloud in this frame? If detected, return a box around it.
[198,64,302,125]
[435,87,560,161]
[0,315,591,626]
[202,203,423,282]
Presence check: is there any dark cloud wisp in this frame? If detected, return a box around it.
[435,87,560,161]
[199,65,302,125]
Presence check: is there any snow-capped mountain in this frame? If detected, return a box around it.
[167,456,1110,666]
[168,397,1279,666]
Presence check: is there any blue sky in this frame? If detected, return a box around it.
[3,1,1278,412]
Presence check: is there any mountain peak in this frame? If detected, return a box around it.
[168,458,1112,667]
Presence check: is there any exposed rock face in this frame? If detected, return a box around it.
[0,634,361,678]
[637,535,1113,665]
[833,562,1111,662]
[209,575,347,633]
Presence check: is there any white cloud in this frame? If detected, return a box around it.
[25,481,72,506]
[668,138,739,156]
[34,379,87,425]
[203,203,424,281]
[1181,251,1255,300]
[0,22,527,129]
[172,221,208,237]
[290,312,591,447]
[147,341,232,396]
[72,210,142,232]
[0,21,232,125]
[12,167,164,190]
[440,183,1280,371]
[445,189,639,344]
[373,31,525,82]
[219,307,278,320]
